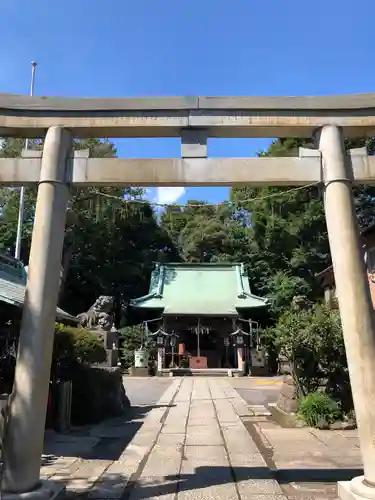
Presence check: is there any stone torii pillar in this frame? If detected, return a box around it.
[2,127,73,497]
[317,125,375,500]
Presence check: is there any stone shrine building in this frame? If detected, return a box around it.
[130,262,269,375]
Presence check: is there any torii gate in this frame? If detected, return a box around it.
[1,93,375,500]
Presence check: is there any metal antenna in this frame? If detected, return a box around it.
[15,61,38,260]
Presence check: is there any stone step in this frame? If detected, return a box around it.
[160,368,243,377]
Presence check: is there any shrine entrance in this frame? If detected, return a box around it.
[130,263,268,374]
[1,93,375,499]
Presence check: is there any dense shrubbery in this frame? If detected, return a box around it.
[53,323,107,368]
[267,304,353,415]
[52,324,127,424]
[298,392,342,427]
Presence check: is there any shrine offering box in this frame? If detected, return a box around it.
[189,356,208,369]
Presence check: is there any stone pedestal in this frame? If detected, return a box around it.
[128,367,149,377]
[94,329,119,367]
[338,477,375,500]
[96,328,119,349]
[276,376,298,413]
[102,349,118,367]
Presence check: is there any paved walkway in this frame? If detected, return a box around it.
[40,377,363,499]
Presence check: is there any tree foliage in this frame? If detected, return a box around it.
[1,134,374,340]
[0,137,177,315]
[268,304,352,411]
[230,136,375,319]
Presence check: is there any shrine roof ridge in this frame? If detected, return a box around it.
[131,261,268,316]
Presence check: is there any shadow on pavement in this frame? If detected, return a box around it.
[276,467,363,483]
[48,464,363,499]
[120,466,364,499]
[42,404,174,464]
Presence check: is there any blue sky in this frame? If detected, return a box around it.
[1,0,375,206]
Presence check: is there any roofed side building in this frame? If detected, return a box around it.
[0,253,77,324]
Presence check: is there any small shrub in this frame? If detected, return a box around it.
[298,392,342,427]
[53,323,107,367]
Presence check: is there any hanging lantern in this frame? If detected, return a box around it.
[157,335,165,346]
[224,337,230,347]
[236,334,244,346]
[170,336,176,347]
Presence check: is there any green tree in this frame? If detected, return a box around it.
[160,200,246,264]
[269,304,351,411]
[230,136,375,317]
[160,200,217,252]
[0,137,177,315]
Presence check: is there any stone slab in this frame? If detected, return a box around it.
[156,433,185,447]
[178,445,238,500]
[213,399,240,423]
[186,425,223,446]
[88,476,129,499]
[84,377,182,498]
[236,495,286,500]
[129,477,178,500]
[234,476,284,496]
[222,424,266,468]
[248,404,271,416]
[161,425,187,434]
[188,416,217,427]
[53,460,110,492]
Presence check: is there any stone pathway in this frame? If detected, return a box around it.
[40,377,363,499]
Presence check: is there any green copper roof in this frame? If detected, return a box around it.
[131,262,268,316]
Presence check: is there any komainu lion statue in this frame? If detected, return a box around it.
[76,295,115,331]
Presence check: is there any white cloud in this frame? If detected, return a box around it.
[155,187,185,205]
